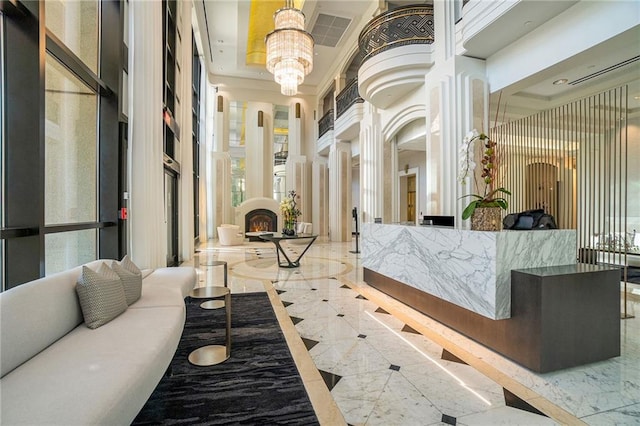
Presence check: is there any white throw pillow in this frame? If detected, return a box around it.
[120,254,142,275]
[76,264,128,329]
[111,261,142,305]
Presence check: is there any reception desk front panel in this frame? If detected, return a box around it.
[361,224,576,320]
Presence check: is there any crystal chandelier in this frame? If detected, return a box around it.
[265,0,314,96]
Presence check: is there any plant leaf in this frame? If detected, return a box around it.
[462,200,479,220]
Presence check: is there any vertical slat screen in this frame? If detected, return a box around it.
[493,86,632,317]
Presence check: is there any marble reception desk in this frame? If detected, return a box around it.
[361,223,577,320]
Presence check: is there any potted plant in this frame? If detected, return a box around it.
[458,130,510,231]
[280,190,301,236]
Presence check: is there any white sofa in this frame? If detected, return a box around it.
[0,259,196,425]
[217,224,244,246]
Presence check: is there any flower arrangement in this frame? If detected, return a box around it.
[280,190,301,235]
[458,129,510,221]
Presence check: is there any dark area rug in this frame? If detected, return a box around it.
[133,292,319,425]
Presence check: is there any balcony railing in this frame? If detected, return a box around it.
[359,5,435,64]
[318,109,334,138]
[336,79,364,118]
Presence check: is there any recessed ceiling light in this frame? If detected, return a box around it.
[634,95,640,100]
[553,78,569,85]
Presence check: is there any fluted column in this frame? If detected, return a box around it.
[286,156,310,222]
[210,94,232,232]
[425,56,488,224]
[245,103,273,199]
[312,157,329,238]
[328,142,352,241]
[359,103,383,224]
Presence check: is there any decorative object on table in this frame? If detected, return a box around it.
[503,209,558,230]
[280,190,301,236]
[458,129,510,231]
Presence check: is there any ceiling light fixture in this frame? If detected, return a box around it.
[265,0,314,96]
[553,78,569,85]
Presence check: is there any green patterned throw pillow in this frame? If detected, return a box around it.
[112,261,142,305]
[76,264,128,329]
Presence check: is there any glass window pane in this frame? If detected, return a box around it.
[231,157,246,207]
[45,54,97,225]
[45,229,97,275]
[46,0,99,74]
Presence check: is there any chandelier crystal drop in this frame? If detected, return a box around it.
[265,0,314,96]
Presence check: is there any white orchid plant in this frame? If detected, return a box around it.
[280,190,301,227]
[458,129,510,220]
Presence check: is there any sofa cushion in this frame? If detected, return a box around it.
[0,305,185,425]
[112,261,142,305]
[143,267,197,299]
[76,264,128,329]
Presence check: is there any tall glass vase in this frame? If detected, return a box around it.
[283,218,296,236]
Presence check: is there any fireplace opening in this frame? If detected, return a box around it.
[245,208,278,235]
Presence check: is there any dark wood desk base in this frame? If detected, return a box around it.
[364,264,620,373]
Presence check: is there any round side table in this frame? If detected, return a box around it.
[200,260,228,309]
[188,286,231,366]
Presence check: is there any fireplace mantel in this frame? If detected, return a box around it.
[235,197,282,231]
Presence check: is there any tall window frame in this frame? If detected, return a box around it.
[0,0,122,289]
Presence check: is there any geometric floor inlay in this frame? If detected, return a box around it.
[318,369,342,391]
[441,348,467,365]
[441,413,457,425]
[401,324,420,334]
[301,337,319,351]
[289,316,304,325]
[503,388,548,417]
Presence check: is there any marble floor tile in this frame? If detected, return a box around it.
[366,371,443,426]
[580,402,640,425]
[330,368,393,425]
[194,240,640,426]
[456,406,558,425]
[308,338,392,377]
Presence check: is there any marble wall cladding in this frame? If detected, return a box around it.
[362,224,576,320]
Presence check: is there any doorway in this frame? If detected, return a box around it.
[398,168,419,224]
[164,170,179,266]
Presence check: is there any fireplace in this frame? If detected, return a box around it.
[245,209,278,233]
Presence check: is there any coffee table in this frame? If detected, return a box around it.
[259,234,318,268]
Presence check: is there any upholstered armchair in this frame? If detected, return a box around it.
[217,224,244,246]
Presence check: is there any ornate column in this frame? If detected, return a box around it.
[312,156,329,237]
[359,103,383,224]
[424,1,488,225]
[245,103,273,199]
[286,102,311,223]
[328,142,352,241]
[211,94,232,230]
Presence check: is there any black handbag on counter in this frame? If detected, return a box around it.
[503,209,558,230]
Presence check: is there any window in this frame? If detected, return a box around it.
[45,54,98,225]
[45,0,99,74]
[230,101,247,207]
[1,1,121,288]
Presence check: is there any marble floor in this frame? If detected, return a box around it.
[188,239,640,425]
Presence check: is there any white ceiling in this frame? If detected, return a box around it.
[194,1,640,121]
[196,0,376,94]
